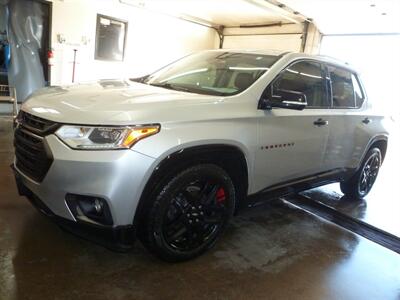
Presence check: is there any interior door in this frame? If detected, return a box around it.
[253,60,331,192]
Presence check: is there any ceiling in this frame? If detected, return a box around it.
[279,0,400,34]
[120,0,306,27]
[121,0,400,34]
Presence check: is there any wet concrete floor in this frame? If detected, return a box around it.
[302,122,400,238]
[1,116,399,300]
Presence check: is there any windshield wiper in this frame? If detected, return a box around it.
[149,82,192,93]
[149,82,226,96]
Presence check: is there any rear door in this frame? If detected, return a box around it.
[254,60,331,192]
[323,65,370,171]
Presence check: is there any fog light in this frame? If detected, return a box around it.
[94,199,103,213]
[66,194,113,226]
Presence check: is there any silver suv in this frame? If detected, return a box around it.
[13,50,389,261]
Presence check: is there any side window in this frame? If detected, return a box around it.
[272,61,329,108]
[328,66,355,108]
[352,74,365,108]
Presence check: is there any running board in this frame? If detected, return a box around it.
[283,194,400,254]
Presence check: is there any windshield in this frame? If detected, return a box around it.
[140,52,280,96]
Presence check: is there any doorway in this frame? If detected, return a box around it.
[320,34,400,118]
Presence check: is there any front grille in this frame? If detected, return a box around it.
[19,111,59,135]
[14,112,58,182]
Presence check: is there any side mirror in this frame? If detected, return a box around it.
[259,89,307,111]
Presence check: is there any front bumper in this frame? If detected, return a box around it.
[12,134,156,249]
[13,169,136,251]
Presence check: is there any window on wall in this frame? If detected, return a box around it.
[95,14,127,61]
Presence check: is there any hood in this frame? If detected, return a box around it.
[21,80,223,125]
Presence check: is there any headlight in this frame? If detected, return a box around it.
[55,125,160,150]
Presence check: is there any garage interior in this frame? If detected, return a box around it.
[0,0,399,299]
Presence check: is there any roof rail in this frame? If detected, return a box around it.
[317,54,349,65]
[279,51,293,57]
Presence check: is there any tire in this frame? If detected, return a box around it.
[139,164,236,262]
[340,147,382,199]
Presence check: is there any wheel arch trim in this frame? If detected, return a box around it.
[358,134,388,171]
[133,142,251,226]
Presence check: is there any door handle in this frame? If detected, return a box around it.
[313,118,328,126]
[362,117,371,124]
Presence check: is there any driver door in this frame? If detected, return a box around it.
[253,60,331,192]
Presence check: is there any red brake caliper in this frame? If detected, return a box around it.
[216,188,226,203]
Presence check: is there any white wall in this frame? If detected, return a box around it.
[49,0,219,85]
[303,23,321,54]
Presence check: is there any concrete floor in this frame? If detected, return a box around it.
[1,116,400,300]
[302,123,400,238]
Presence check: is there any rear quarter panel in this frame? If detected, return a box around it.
[349,105,390,169]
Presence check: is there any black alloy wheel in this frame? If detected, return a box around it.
[162,179,228,251]
[139,164,235,262]
[340,147,382,198]
[357,150,381,197]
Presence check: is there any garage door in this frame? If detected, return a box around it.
[223,34,302,52]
